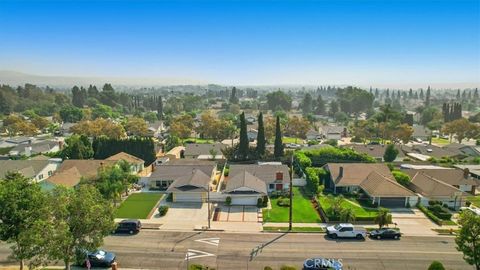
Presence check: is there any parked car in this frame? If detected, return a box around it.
[326,223,366,239]
[83,250,116,268]
[369,228,401,240]
[114,219,142,234]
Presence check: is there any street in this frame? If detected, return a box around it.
[0,230,473,270]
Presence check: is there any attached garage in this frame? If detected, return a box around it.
[173,192,204,202]
[231,196,259,205]
[378,197,406,208]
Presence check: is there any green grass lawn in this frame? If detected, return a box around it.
[467,196,480,207]
[184,137,214,144]
[115,193,163,219]
[263,187,321,223]
[0,147,13,155]
[263,226,325,233]
[282,137,304,144]
[319,195,379,218]
[431,137,450,145]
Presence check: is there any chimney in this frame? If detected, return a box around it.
[24,146,32,157]
[276,172,283,181]
[464,168,470,179]
[339,166,344,178]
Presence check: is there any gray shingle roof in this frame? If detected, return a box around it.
[409,172,465,197]
[403,168,478,186]
[0,160,50,179]
[166,169,211,192]
[229,164,290,185]
[360,171,415,197]
[224,170,267,194]
[184,143,225,157]
[324,163,393,187]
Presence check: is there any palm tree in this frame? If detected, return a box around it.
[375,207,392,228]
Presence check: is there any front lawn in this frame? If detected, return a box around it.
[263,226,325,233]
[183,137,214,144]
[431,137,450,145]
[319,195,378,220]
[263,187,321,223]
[282,137,304,144]
[467,196,480,207]
[115,193,163,219]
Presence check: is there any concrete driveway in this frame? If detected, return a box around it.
[389,208,440,236]
[152,201,209,230]
[216,205,260,222]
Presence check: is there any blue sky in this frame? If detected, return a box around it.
[0,0,479,86]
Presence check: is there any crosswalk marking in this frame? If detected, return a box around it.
[185,249,215,260]
[194,237,220,246]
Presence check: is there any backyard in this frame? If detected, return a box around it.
[263,187,321,223]
[115,192,163,219]
[318,194,379,220]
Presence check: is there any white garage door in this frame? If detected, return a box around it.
[174,192,203,202]
[232,196,258,205]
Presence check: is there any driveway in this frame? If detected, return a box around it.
[389,208,440,236]
[215,205,260,222]
[151,201,209,230]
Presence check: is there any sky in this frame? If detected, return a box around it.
[0,0,479,87]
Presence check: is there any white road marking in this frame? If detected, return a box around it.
[185,249,216,260]
[195,237,220,246]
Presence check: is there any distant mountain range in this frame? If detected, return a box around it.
[0,70,208,87]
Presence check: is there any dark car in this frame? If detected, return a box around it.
[369,228,401,239]
[84,250,116,268]
[114,219,141,234]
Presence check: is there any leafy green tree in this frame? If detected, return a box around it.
[93,161,139,205]
[61,135,94,159]
[157,96,164,119]
[71,86,86,108]
[59,106,84,123]
[329,100,339,116]
[0,172,49,270]
[301,93,313,115]
[428,261,445,270]
[165,135,181,152]
[0,91,12,114]
[46,185,115,270]
[256,112,266,156]
[375,208,392,228]
[274,115,284,158]
[339,208,356,223]
[392,170,411,187]
[383,144,399,162]
[266,90,292,111]
[229,87,239,104]
[456,210,480,270]
[124,117,149,136]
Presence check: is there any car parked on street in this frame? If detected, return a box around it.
[82,250,116,268]
[369,228,401,240]
[326,223,366,239]
[113,219,142,234]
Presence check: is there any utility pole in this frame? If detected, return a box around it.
[289,154,293,231]
[207,182,211,229]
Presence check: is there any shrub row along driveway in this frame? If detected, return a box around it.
[263,187,322,223]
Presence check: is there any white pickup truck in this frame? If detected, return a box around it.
[326,223,367,239]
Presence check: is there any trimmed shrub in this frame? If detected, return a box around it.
[277,198,290,207]
[224,167,230,176]
[158,205,169,216]
[166,193,173,202]
[225,196,232,206]
[418,205,443,225]
[392,170,411,187]
[257,198,263,208]
[305,167,320,193]
[466,201,472,207]
[428,261,445,270]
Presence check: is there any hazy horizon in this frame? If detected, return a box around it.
[0,0,479,87]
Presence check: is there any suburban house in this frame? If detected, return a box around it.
[147,120,165,138]
[443,143,480,158]
[147,160,217,202]
[319,126,347,140]
[403,168,478,194]
[166,169,212,203]
[402,144,464,161]
[163,146,185,160]
[306,129,321,141]
[106,152,145,173]
[8,140,61,157]
[407,171,467,210]
[344,144,406,162]
[42,160,117,189]
[454,165,480,180]
[228,164,290,193]
[412,125,430,141]
[247,128,258,142]
[223,170,267,205]
[0,159,61,182]
[183,143,225,160]
[323,163,417,207]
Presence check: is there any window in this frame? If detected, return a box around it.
[38,174,43,180]
[269,184,275,189]
[48,171,53,176]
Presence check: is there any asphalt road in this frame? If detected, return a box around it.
[0,230,474,270]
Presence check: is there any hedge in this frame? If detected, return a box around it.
[418,205,443,225]
[158,205,169,216]
[301,147,376,167]
[305,167,320,193]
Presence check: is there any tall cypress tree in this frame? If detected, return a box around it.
[157,96,163,120]
[238,112,249,159]
[256,112,266,156]
[274,116,284,158]
[425,86,431,107]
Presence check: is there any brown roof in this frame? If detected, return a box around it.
[149,162,215,181]
[106,152,144,165]
[402,144,464,159]
[325,163,393,187]
[166,169,210,193]
[404,169,478,186]
[360,171,415,197]
[224,170,267,194]
[410,172,464,197]
[229,164,290,185]
[46,160,116,187]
